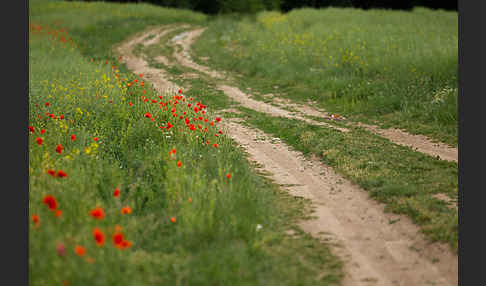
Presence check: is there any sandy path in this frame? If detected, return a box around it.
[170,28,458,163]
[115,26,458,286]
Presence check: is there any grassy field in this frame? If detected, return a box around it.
[29,1,344,285]
[193,8,458,146]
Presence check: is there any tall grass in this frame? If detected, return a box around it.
[29,1,343,285]
[194,7,458,145]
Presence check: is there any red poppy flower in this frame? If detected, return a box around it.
[35,137,43,145]
[41,129,46,134]
[120,240,132,249]
[177,161,182,168]
[121,206,132,215]
[56,144,63,154]
[226,173,231,179]
[171,148,176,154]
[43,195,58,210]
[178,89,182,94]
[57,170,67,178]
[144,112,152,119]
[47,169,56,177]
[29,126,34,133]
[93,137,99,142]
[113,188,120,197]
[60,114,65,120]
[90,207,104,220]
[93,228,105,247]
[71,134,76,141]
[170,217,176,223]
[54,209,62,217]
[128,102,133,107]
[139,73,144,77]
[45,102,50,107]
[75,245,86,256]
[32,214,39,225]
[216,117,221,122]
[213,143,219,148]
[112,232,124,246]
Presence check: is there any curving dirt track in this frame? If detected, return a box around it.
[115,25,458,286]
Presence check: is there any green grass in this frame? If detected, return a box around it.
[29,1,344,285]
[193,8,458,146]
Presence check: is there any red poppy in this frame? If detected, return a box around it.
[171,148,176,154]
[60,114,65,120]
[177,161,182,168]
[128,102,133,107]
[178,89,182,94]
[57,170,67,178]
[226,173,231,179]
[170,217,176,223]
[32,214,39,225]
[93,228,105,247]
[121,206,132,215]
[35,137,43,145]
[112,232,124,246]
[213,143,219,148]
[90,207,105,220]
[45,102,50,107]
[113,188,120,197]
[216,117,221,122]
[144,112,152,119]
[75,245,86,256]
[56,144,63,154]
[93,137,99,142]
[43,195,58,210]
[71,134,76,141]
[41,129,46,134]
[139,73,144,77]
[120,240,132,249]
[29,126,34,133]
[54,209,62,217]
[47,169,56,177]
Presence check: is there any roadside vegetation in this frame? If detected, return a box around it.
[29,1,344,285]
[193,7,458,146]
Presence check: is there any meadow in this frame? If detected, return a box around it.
[29,0,458,284]
[193,7,458,145]
[29,1,343,285]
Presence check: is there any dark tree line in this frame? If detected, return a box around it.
[69,0,457,14]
